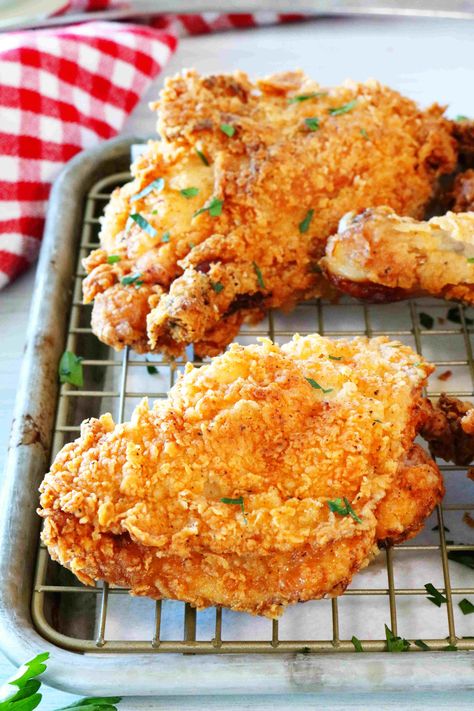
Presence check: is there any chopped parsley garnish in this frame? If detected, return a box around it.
[447,305,474,326]
[131,177,164,202]
[210,281,224,293]
[253,261,265,289]
[121,272,143,286]
[373,419,383,424]
[147,365,158,375]
[161,231,171,243]
[327,496,362,524]
[328,100,357,116]
[305,377,333,394]
[180,187,199,199]
[425,583,447,607]
[107,254,121,264]
[328,355,342,361]
[304,117,320,132]
[188,241,195,249]
[419,312,434,330]
[288,91,327,104]
[299,208,314,233]
[220,123,235,137]
[414,639,430,650]
[59,351,83,388]
[456,115,469,121]
[385,625,410,652]
[129,213,158,238]
[351,636,363,652]
[459,598,474,615]
[195,147,210,165]
[448,550,474,569]
[221,496,247,523]
[467,257,474,263]
[194,196,224,218]
[360,128,369,139]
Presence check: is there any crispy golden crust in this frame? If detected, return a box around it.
[39,335,442,617]
[321,206,474,304]
[421,393,474,465]
[84,70,457,356]
[376,445,444,546]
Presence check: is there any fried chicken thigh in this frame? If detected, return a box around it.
[83,70,458,357]
[321,207,474,303]
[40,335,446,617]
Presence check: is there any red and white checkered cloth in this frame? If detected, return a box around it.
[0,8,304,289]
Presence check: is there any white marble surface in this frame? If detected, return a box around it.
[2,15,474,710]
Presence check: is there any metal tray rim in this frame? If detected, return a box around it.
[1,137,474,695]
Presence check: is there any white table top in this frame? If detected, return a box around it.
[2,15,474,710]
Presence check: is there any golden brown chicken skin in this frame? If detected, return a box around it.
[83,69,458,357]
[39,335,445,618]
[321,206,474,304]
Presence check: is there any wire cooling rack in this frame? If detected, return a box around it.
[32,171,474,654]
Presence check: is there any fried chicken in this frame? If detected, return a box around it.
[420,393,474,466]
[321,207,474,303]
[39,335,445,617]
[83,69,458,357]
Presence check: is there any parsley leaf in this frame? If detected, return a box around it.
[121,272,143,287]
[129,213,157,238]
[360,128,369,139]
[424,582,447,607]
[0,653,121,711]
[459,598,474,615]
[59,351,83,388]
[305,377,333,394]
[193,196,223,218]
[195,147,210,166]
[180,187,199,199]
[221,496,247,524]
[414,639,430,650]
[467,257,474,263]
[107,255,121,264]
[131,178,164,202]
[0,653,49,711]
[288,91,327,104]
[385,625,410,652]
[146,365,158,375]
[447,306,474,326]
[328,355,342,361]
[327,496,362,524]
[448,550,474,569]
[304,117,320,132]
[161,231,171,243]
[351,636,363,652]
[210,281,224,293]
[456,115,469,121]
[419,312,434,330]
[220,123,235,137]
[328,100,357,116]
[253,262,265,289]
[299,209,314,233]
[56,698,122,710]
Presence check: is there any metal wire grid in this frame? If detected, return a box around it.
[32,171,474,655]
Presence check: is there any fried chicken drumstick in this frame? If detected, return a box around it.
[83,70,460,357]
[40,335,456,618]
[321,207,474,303]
